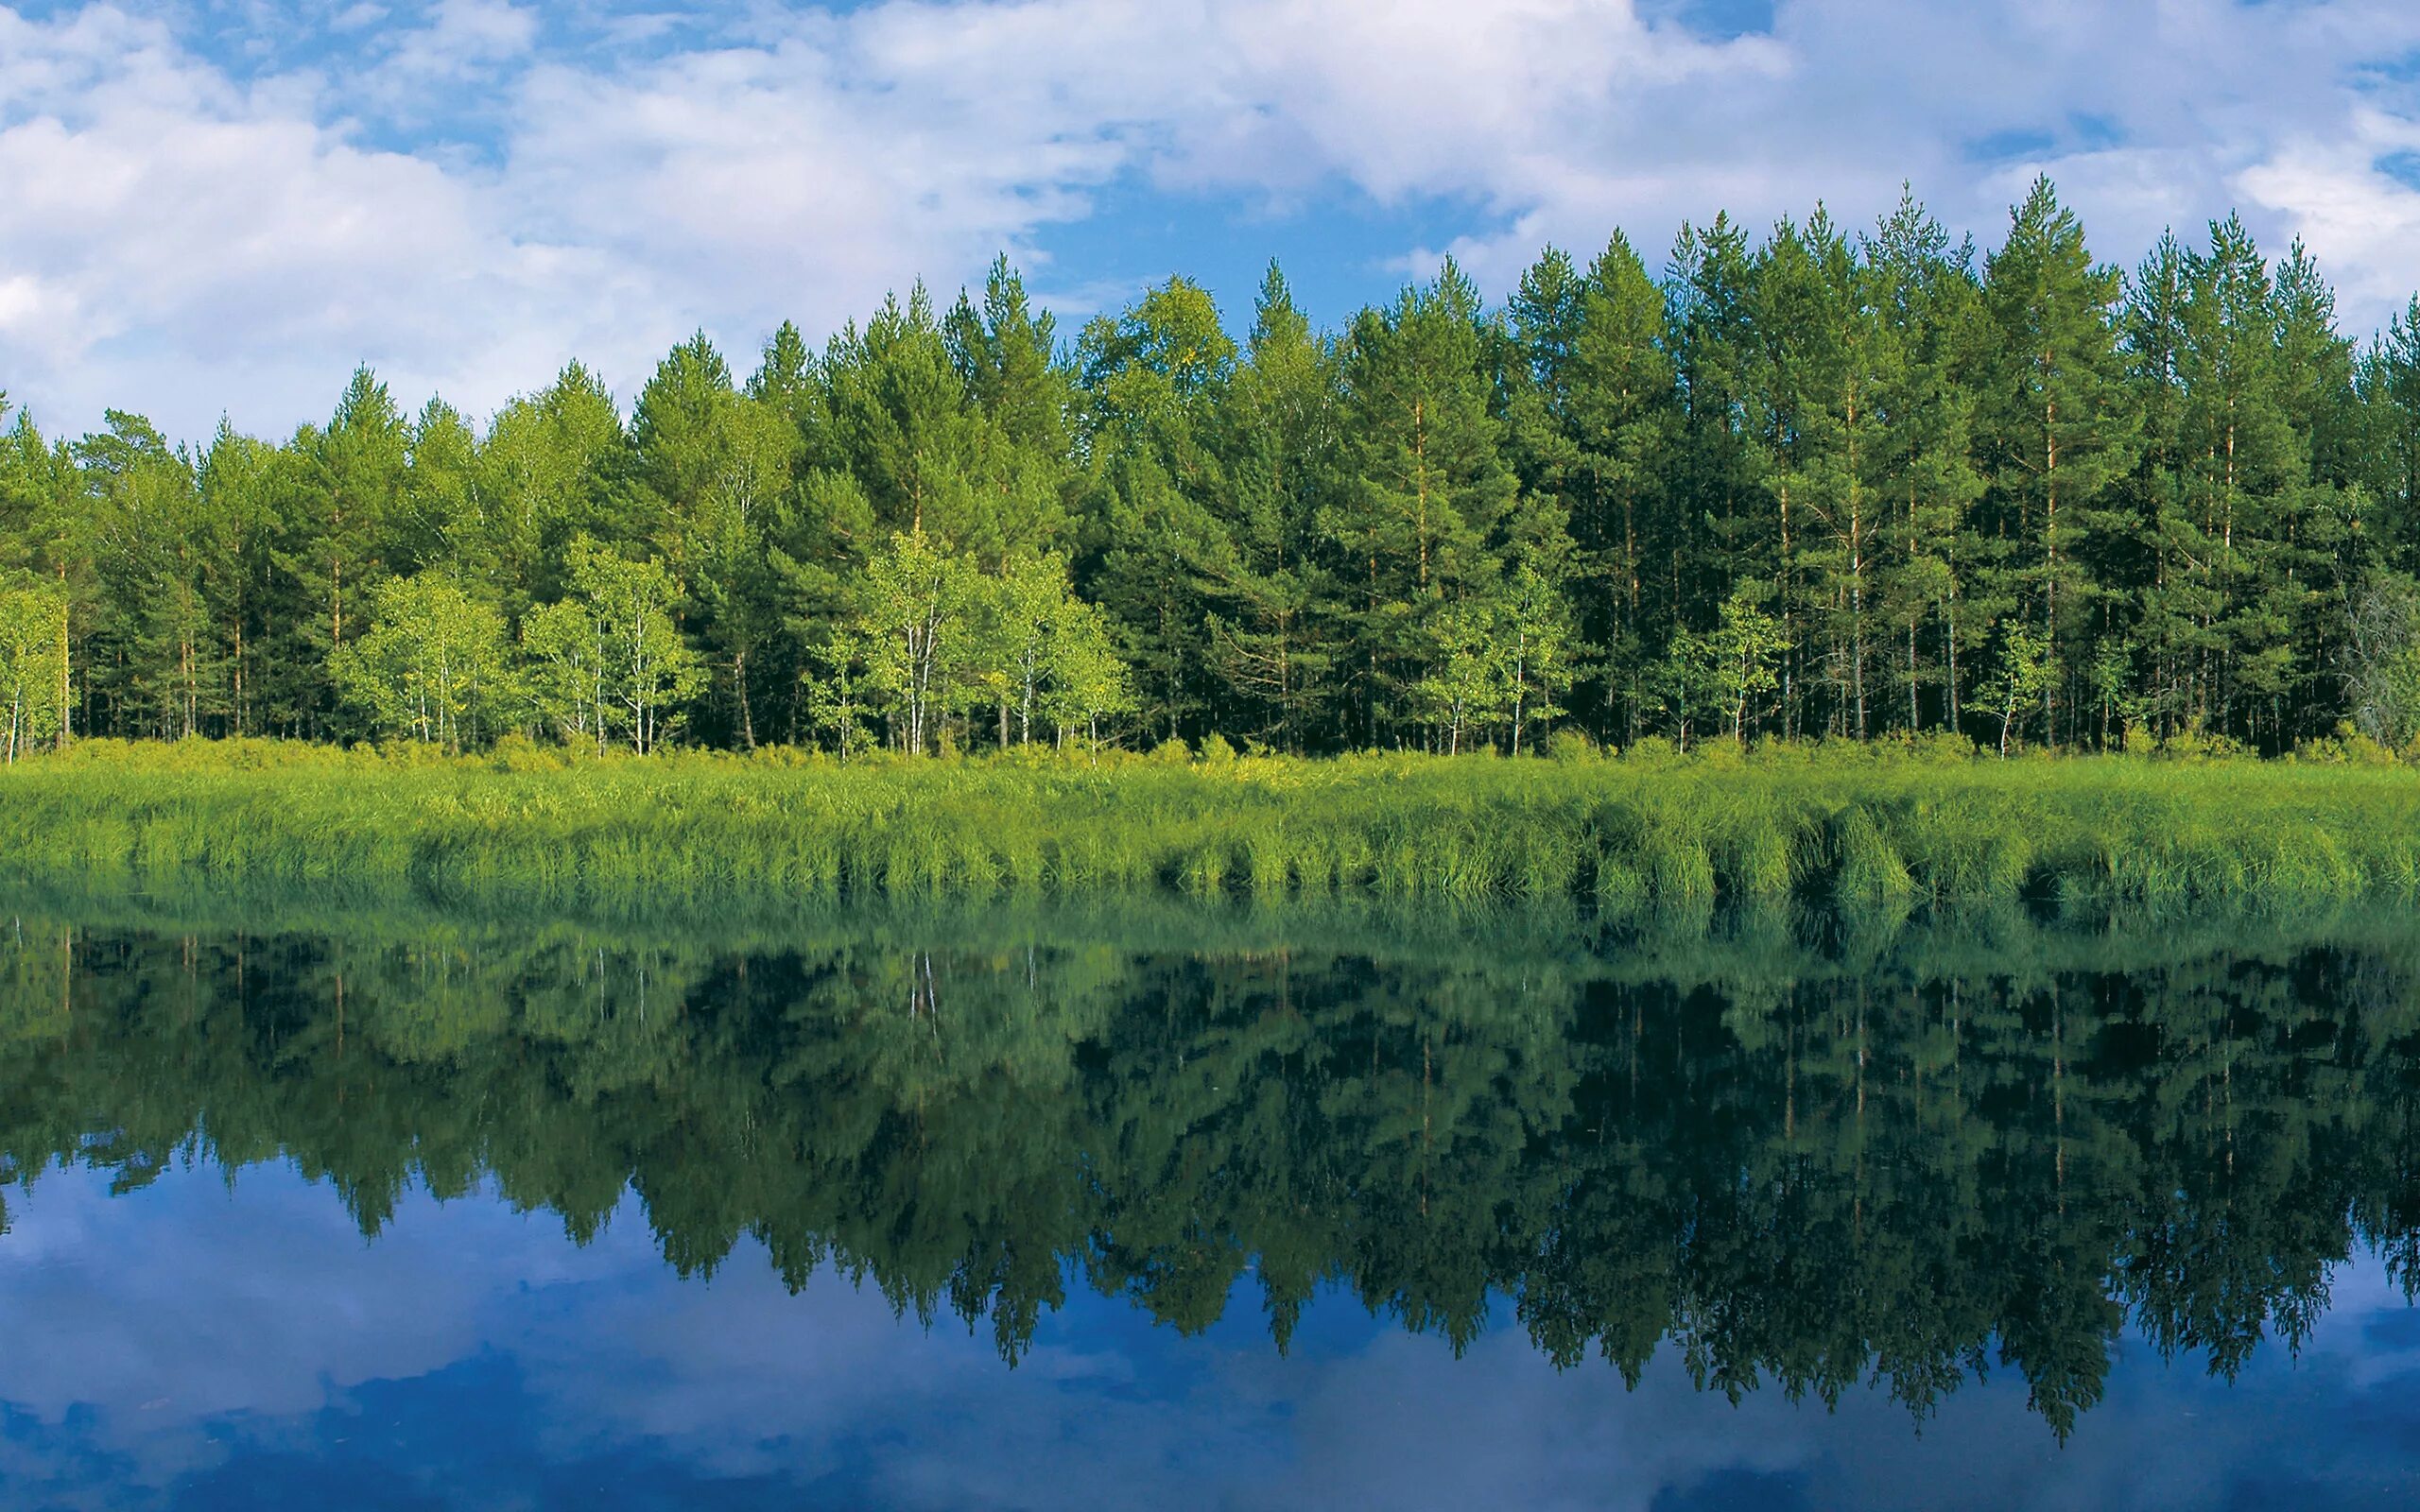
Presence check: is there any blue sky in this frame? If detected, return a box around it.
[7,0,2420,442]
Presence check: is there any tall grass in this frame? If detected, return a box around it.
[5,737,2419,913]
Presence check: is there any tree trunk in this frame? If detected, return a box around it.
[1945,592,1959,736]
[1908,616,1920,732]
[1848,389,1866,739]
[2043,394,2059,748]
[55,562,69,752]
[735,650,756,750]
[1413,400,1428,590]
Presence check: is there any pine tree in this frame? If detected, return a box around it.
[76,412,216,736]
[274,368,411,735]
[949,256,1072,460]
[820,286,1005,553]
[1565,232,1678,739]
[7,187,2419,759]
[2360,300,2420,572]
[1867,191,1987,736]
[2271,240,2366,740]
[1756,209,1892,736]
[630,333,800,746]
[1208,265,1341,747]
[1326,259,1522,745]
[1979,178,2138,747]
[195,423,283,735]
[1667,214,1769,644]
[2177,216,2301,741]
[1075,277,1236,742]
[2124,229,2204,739]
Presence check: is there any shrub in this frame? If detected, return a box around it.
[1546,730,1597,763]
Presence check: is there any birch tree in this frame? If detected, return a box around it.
[0,578,66,763]
[523,542,702,754]
[860,529,978,755]
[332,574,510,750]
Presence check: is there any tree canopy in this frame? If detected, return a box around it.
[8,180,2420,756]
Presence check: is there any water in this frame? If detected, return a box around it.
[5,901,2420,1509]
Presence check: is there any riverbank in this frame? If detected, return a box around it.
[4,738,2416,911]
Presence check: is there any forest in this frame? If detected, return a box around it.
[9,178,2420,762]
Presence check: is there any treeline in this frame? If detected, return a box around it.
[12,178,2420,758]
[10,912,2420,1432]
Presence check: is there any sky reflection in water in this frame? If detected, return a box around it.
[5,907,2420,1508]
[5,1167,2419,1510]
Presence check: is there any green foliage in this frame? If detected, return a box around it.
[522,541,704,754]
[842,532,1131,755]
[1980,621,2054,755]
[331,574,510,750]
[1658,584,1789,747]
[856,527,979,754]
[0,576,67,762]
[2344,571,2420,747]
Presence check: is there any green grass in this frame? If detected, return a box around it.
[6,736,2420,913]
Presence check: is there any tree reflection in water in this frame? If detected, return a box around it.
[6,897,2419,1440]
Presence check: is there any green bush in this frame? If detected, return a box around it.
[1546,730,1597,763]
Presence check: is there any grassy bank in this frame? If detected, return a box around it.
[4,738,2418,912]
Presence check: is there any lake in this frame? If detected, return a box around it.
[4,898,2420,1509]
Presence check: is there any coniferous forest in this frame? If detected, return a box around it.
[10,180,2420,763]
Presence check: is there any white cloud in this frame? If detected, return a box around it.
[5,0,2420,441]
[0,7,539,436]
[2238,107,2420,329]
[1380,0,2420,297]
[375,0,538,82]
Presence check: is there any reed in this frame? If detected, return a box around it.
[6,737,2419,912]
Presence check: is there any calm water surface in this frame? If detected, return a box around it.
[5,901,2420,1509]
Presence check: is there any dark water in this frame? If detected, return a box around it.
[6,900,2420,1509]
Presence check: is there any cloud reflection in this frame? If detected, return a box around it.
[0,1161,2416,1510]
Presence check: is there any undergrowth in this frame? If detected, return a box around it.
[5,737,2415,912]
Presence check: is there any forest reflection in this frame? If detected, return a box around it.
[6,897,2419,1439]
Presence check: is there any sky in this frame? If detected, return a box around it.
[7,0,2420,444]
